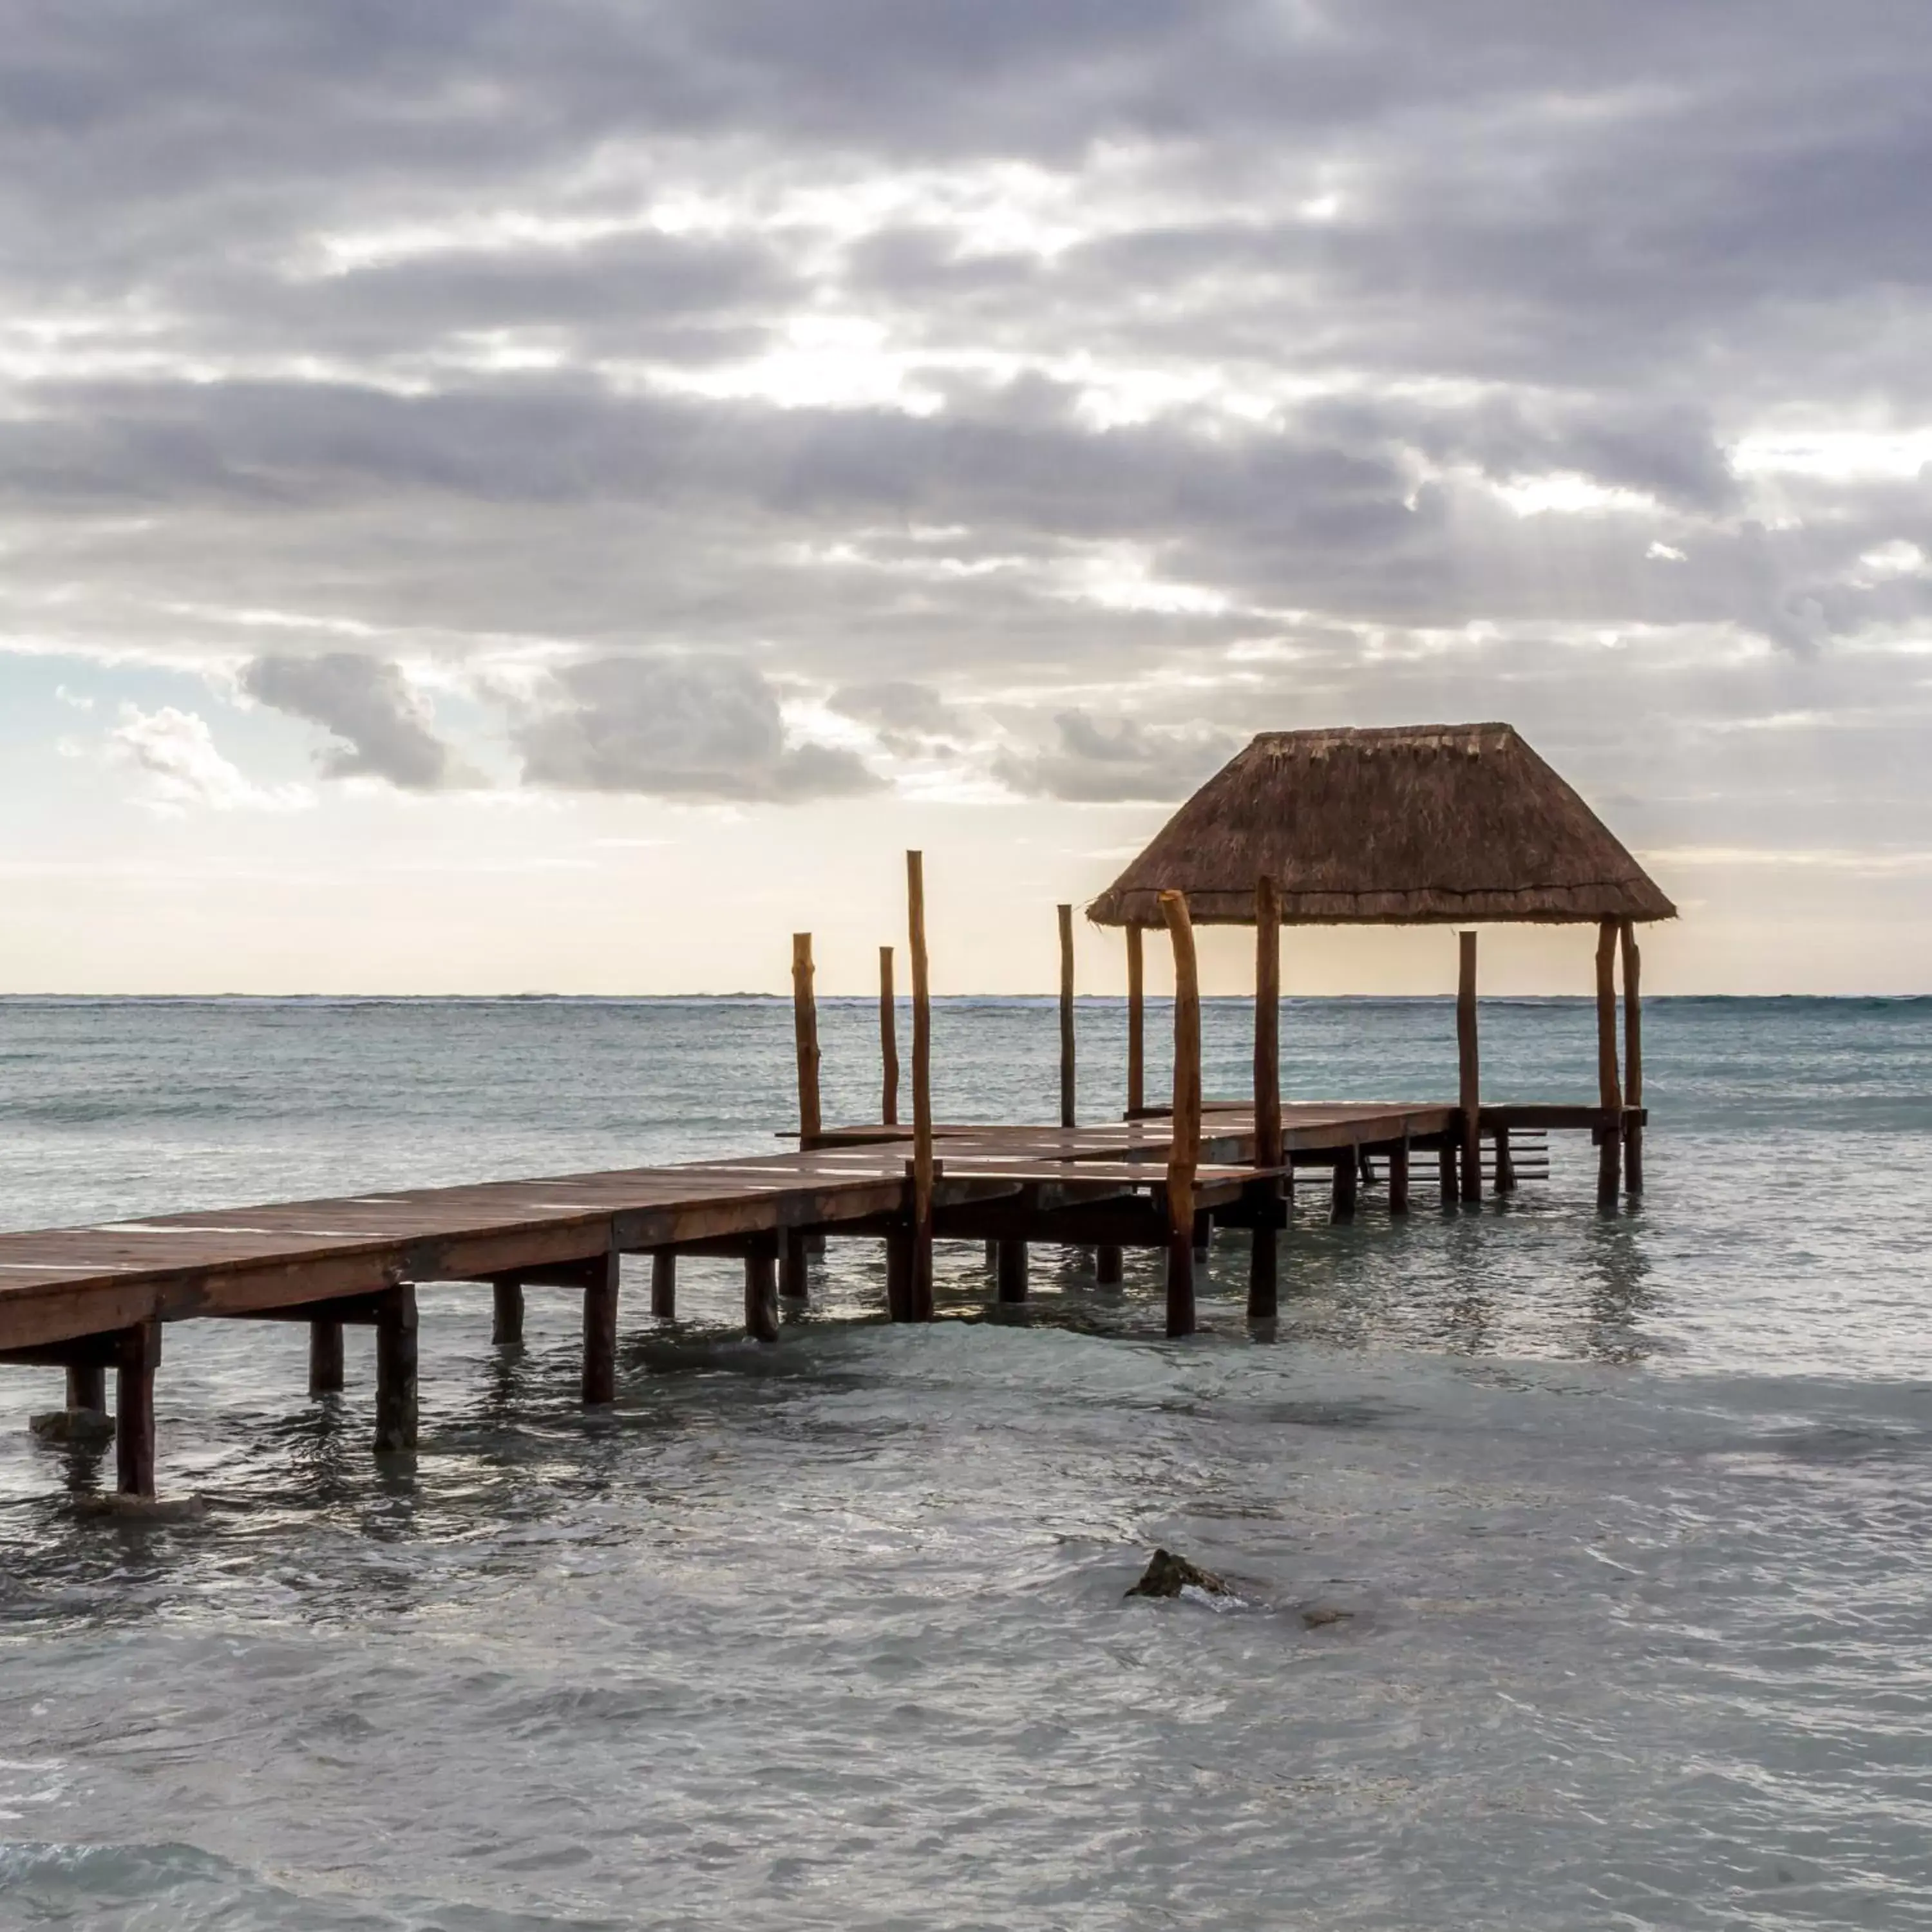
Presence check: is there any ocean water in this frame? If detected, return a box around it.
[1,995,1929,1931]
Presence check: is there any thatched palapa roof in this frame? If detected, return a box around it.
[1086,723,1675,927]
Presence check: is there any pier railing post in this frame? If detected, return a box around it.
[793,932,821,1147]
[1058,903,1077,1130]
[1159,889,1200,1338]
[907,850,934,1321]
[880,944,899,1127]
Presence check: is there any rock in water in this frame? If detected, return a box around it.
[1126,1548,1229,1599]
[29,1408,116,1444]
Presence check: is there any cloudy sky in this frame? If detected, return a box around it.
[5,1,1931,994]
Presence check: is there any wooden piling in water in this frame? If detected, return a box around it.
[1126,924,1145,1117]
[308,1318,345,1394]
[115,1320,160,1497]
[879,945,899,1127]
[582,1253,619,1403]
[491,1278,524,1345]
[374,1285,417,1453]
[1159,890,1200,1338]
[1058,903,1077,1129]
[1331,1153,1358,1224]
[1095,1245,1124,1287]
[66,1362,104,1413]
[1620,918,1644,1194]
[996,1239,1029,1303]
[1596,919,1624,1208]
[1493,1128,1517,1195]
[744,1241,779,1343]
[780,1227,810,1301]
[793,932,821,1146]
[1388,1139,1410,1215]
[650,1252,676,1319]
[1457,931,1482,1204]
[1438,1141,1458,1206]
[907,851,935,1321]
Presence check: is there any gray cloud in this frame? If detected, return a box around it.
[240,652,459,788]
[995,711,1238,804]
[511,655,881,802]
[5,0,1932,859]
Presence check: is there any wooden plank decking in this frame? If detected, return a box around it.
[1,1099,1636,1500]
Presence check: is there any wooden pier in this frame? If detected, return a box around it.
[0,1099,1631,1502]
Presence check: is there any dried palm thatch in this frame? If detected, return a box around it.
[1086,724,1675,927]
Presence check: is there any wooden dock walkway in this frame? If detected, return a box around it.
[1,1099,1629,1502]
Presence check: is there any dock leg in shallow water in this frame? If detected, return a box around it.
[1494,1128,1517,1195]
[308,1318,344,1394]
[780,1228,810,1302]
[491,1278,524,1346]
[66,1362,105,1414]
[582,1253,619,1404]
[115,1320,160,1498]
[1331,1155,1359,1224]
[1438,1142,1458,1206]
[650,1252,676,1318]
[1388,1141,1410,1216]
[1165,1231,1195,1338]
[996,1239,1028,1304]
[374,1285,418,1453]
[1247,1209,1278,1321]
[744,1243,780,1343]
[1094,1244,1124,1287]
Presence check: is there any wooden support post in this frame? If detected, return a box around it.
[491,1278,524,1345]
[1192,1208,1212,1262]
[1095,1244,1124,1287]
[374,1283,418,1454]
[1331,1155,1358,1224]
[907,850,934,1321]
[1059,903,1077,1129]
[1246,1184,1278,1322]
[1621,919,1644,1195]
[1493,1128,1517,1195]
[1249,875,1284,1320]
[1160,890,1200,1338]
[650,1251,676,1319]
[582,1252,619,1404]
[308,1318,345,1394]
[1438,1141,1458,1206]
[1388,1139,1410,1216]
[1596,919,1623,1208]
[115,1320,160,1498]
[780,1227,811,1301]
[1126,924,1145,1117]
[744,1244,779,1343]
[996,1239,1029,1304]
[1255,876,1282,1169]
[66,1363,105,1412]
[1458,930,1482,1204]
[884,1223,914,1321]
[880,944,900,1128]
[793,932,821,1146]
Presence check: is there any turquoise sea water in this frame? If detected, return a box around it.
[2,996,1929,1929]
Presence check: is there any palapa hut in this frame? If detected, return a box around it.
[1085,723,1674,1217]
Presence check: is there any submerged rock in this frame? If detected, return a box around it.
[29,1408,116,1444]
[1126,1548,1229,1600]
[1300,1604,1356,1629]
[79,1493,207,1524]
